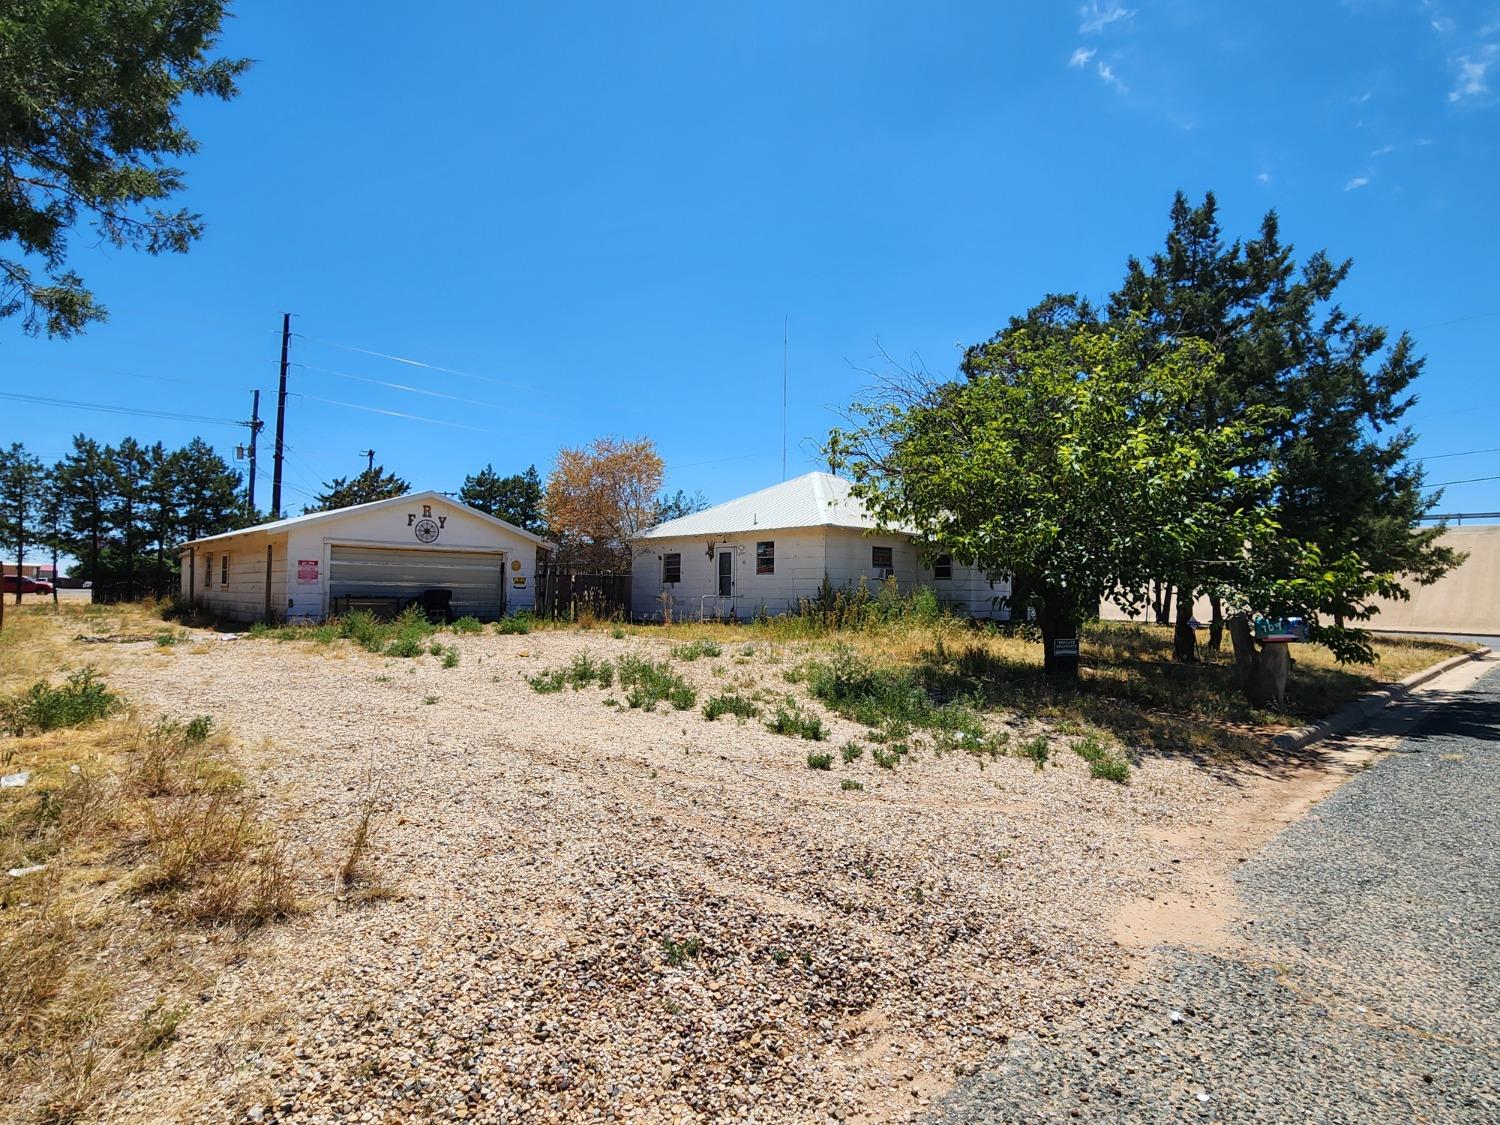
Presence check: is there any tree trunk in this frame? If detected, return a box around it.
[1172,584,1197,662]
[1227,612,1290,708]
[1039,598,1080,684]
[1207,594,1223,654]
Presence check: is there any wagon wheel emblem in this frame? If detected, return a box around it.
[413,518,440,543]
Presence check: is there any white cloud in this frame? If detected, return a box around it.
[1344,175,1371,191]
[1069,47,1097,67]
[1256,172,1272,184]
[1449,46,1496,102]
[1431,16,1456,34]
[1097,61,1128,92]
[1079,3,1134,33]
[1370,143,1396,156]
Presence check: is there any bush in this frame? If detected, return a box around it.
[841,741,864,763]
[670,639,722,662]
[766,701,828,741]
[495,613,533,635]
[527,669,567,693]
[805,750,833,770]
[841,778,864,791]
[567,651,614,689]
[703,692,758,722]
[1074,734,1131,784]
[872,746,901,769]
[1018,735,1050,770]
[450,616,484,635]
[616,655,696,711]
[440,646,460,669]
[1,668,121,736]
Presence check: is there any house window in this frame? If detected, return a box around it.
[933,554,952,580]
[756,541,775,575]
[221,553,230,585]
[871,546,893,573]
[662,552,681,584]
[204,554,213,587]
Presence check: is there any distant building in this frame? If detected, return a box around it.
[3,563,56,580]
[629,472,1011,621]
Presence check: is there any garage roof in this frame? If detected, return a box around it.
[179,490,555,549]
[633,472,913,539]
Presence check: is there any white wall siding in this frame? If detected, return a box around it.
[180,530,289,623]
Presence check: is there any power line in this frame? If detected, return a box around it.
[295,363,568,422]
[299,335,530,392]
[1415,446,1500,462]
[0,389,246,428]
[296,393,510,436]
[1426,474,1500,489]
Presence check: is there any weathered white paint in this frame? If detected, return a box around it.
[630,526,1009,621]
[179,492,545,623]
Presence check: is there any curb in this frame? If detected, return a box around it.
[1270,647,1492,752]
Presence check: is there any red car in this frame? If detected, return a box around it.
[2,574,53,595]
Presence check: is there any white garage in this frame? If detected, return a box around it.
[178,490,552,624]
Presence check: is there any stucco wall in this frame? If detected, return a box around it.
[1100,526,1500,636]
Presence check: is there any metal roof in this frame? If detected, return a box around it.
[633,472,911,539]
[179,490,554,550]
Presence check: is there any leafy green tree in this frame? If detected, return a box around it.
[308,465,410,513]
[106,437,153,598]
[0,0,249,336]
[832,327,1268,681]
[0,443,49,619]
[459,463,546,531]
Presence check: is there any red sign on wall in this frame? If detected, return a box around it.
[297,559,319,583]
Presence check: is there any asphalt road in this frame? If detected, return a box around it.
[929,664,1500,1124]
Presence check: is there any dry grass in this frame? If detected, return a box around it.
[336,758,394,905]
[0,611,301,1123]
[639,616,1470,760]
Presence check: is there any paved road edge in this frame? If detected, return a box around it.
[1271,647,1493,751]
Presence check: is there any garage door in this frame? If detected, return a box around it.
[328,546,505,620]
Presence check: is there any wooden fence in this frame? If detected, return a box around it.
[534,567,631,620]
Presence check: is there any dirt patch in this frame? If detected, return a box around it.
[11,611,1470,1124]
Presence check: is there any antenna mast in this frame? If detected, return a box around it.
[782,315,788,481]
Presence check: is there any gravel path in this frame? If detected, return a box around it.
[928,663,1500,1124]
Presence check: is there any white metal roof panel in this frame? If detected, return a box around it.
[634,472,911,539]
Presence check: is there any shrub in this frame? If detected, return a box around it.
[384,635,424,659]
[805,750,833,770]
[703,692,758,722]
[495,613,533,635]
[841,741,864,763]
[616,655,696,711]
[184,716,213,745]
[527,669,567,693]
[427,641,445,656]
[1,668,121,736]
[1074,734,1131,784]
[766,702,828,741]
[450,616,484,635]
[841,778,864,791]
[661,935,703,967]
[440,646,460,669]
[567,651,614,689]
[670,639,722,662]
[872,746,901,769]
[1018,735,1050,770]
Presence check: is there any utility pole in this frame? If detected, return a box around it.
[271,312,291,519]
[246,388,263,516]
[782,315,788,482]
[359,449,376,474]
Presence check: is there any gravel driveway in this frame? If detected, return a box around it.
[928,663,1500,1124]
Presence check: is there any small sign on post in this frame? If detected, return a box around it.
[1053,637,1079,656]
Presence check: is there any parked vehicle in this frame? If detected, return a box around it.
[2,574,52,595]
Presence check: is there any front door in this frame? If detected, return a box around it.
[716,549,734,598]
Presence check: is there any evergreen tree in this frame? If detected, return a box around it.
[653,488,709,524]
[0,443,49,614]
[106,437,153,598]
[170,438,246,541]
[459,463,546,531]
[0,0,249,337]
[308,465,410,513]
[54,435,112,584]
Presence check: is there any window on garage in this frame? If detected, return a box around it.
[756,541,775,575]
[933,554,952,580]
[221,553,230,585]
[205,553,213,587]
[871,546,893,573]
[663,552,681,584]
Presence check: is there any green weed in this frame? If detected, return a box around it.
[1,668,121,736]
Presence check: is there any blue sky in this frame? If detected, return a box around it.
[5,1,1499,516]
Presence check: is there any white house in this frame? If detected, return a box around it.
[178,491,552,623]
[629,472,1010,621]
